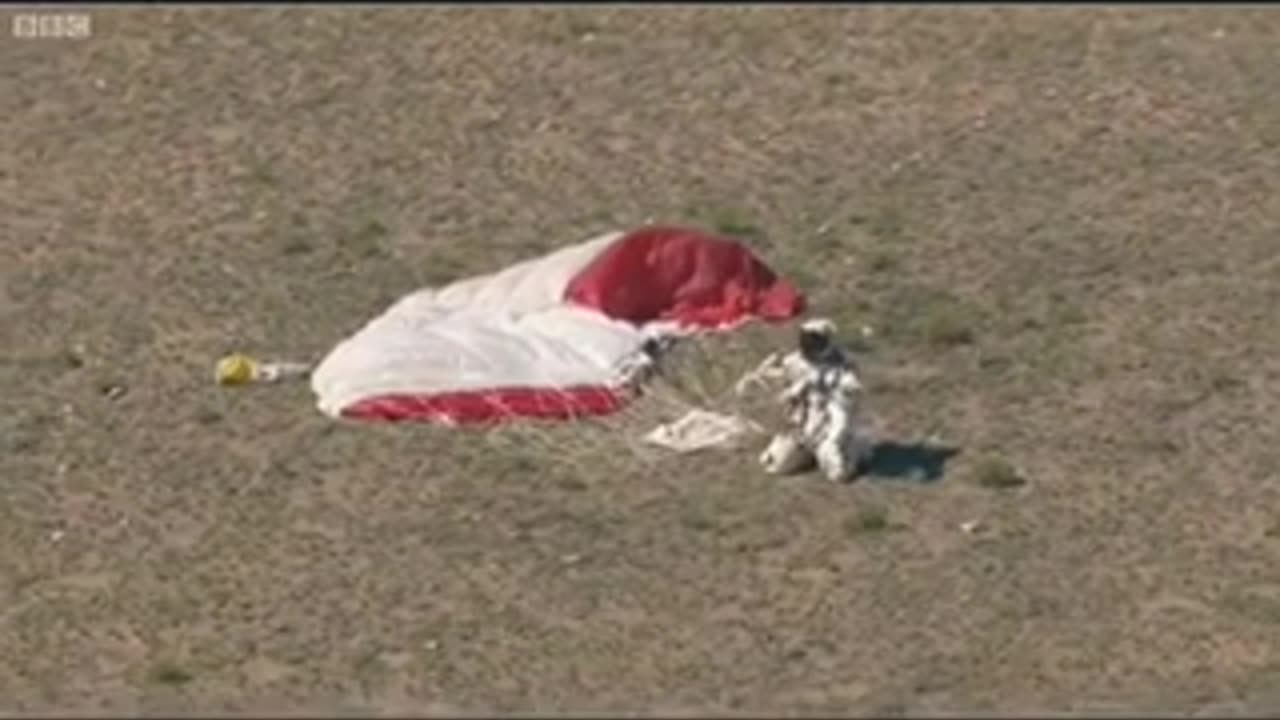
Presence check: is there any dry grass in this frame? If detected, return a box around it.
[973,456,1027,491]
[844,505,896,536]
[5,5,1280,715]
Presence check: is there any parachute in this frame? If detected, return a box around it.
[309,225,806,424]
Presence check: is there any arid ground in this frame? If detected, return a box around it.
[4,7,1280,715]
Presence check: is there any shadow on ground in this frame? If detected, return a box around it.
[862,441,960,484]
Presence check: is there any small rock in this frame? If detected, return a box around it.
[63,348,86,370]
[960,520,984,535]
[50,530,65,543]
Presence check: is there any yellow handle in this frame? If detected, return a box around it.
[214,353,260,386]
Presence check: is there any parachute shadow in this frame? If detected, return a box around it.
[861,441,960,485]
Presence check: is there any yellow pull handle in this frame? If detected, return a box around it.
[214,353,260,386]
[215,354,311,386]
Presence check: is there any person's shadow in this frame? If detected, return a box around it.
[861,441,960,485]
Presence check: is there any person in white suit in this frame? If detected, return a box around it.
[737,318,874,482]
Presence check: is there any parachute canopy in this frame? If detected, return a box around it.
[310,225,806,424]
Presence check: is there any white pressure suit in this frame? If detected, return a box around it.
[738,319,874,482]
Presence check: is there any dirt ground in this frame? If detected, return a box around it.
[4,6,1280,715]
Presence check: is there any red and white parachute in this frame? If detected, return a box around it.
[309,225,806,425]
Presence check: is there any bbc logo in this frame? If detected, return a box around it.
[12,13,92,40]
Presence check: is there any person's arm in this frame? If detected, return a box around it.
[779,374,808,405]
[836,367,863,394]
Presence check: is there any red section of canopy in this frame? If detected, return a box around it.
[340,385,629,425]
[562,225,805,327]
[338,226,805,425]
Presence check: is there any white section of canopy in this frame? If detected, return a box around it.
[309,232,646,417]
